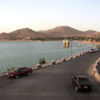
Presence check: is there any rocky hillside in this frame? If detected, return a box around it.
[39,26,86,38]
[92,32,100,37]
[0,26,99,40]
[85,30,97,34]
[0,28,45,40]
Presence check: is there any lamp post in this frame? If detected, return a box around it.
[70,37,73,57]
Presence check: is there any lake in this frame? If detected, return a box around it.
[0,41,96,72]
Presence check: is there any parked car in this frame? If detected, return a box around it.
[72,75,92,92]
[6,67,33,79]
[90,48,99,53]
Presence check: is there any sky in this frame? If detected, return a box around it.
[0,0,100,33]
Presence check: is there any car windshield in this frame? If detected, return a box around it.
[79,77,89,85]
[14,69,21,72]
[14,70,19,72]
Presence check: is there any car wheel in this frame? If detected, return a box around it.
[27,72,31,76]
[75,86,78,92]
[15,75,19,79]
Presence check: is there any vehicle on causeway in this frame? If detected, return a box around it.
[90,48,99,53]
[72,75,92,92]
[6,67,33,79]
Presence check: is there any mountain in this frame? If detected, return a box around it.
[9,28,46,39]
[92,32,100,37]
[0,28,45,40]
[0,33,9,40]
[85,30,100,38]
[39,26,86,38]
[83,30,97,37]
[85,30,97,34]
[0,26,99,40]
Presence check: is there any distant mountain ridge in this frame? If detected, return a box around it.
[39,26,86,38]
[0,26,99,40]
[85,30,97,34]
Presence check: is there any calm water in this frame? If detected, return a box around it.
[0,41,96,72]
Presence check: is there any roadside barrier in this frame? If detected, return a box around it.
[61,58,66,62]
[36,64,42,69]
[91,57,100,82]
[51,60,56,65]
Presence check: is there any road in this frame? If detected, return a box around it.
[0,51,100,100]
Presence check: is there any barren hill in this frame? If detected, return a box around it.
[0,26,99,40]
[39,26,86,38]
[0,33,9,40]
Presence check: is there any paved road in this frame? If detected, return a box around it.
[0,51,100,100]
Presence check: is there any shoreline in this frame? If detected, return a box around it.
[0,40,63,42]
[74,40,100,45]
[0,39,100,44]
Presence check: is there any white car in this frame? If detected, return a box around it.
[90,48,99,53]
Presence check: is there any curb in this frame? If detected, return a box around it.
[91,57,100,82]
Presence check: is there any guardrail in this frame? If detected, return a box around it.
[0,49,91,77]
[91,58,100,82]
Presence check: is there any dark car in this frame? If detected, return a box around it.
[6,67,33,79]
[72,75,92,92]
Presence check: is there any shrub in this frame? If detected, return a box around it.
[39,57,46,64]
[7,67,15,72]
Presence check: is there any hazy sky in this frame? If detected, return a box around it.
[0,0,100,33]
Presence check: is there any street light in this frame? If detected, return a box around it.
[70,37,73,57]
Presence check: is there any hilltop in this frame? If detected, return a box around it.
[0,26,99,40]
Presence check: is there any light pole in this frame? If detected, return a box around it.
[70,38,73,57]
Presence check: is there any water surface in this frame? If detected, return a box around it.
[0,41,96,72]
